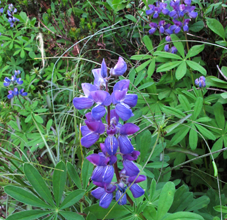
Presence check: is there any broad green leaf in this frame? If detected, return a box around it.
[192,97,203,120]
[4,186,51,209]
[189,20,204,32]
[82,151,94,189]
[84,202,130,219]
[195,124,216,140]
[67,162,82,189]
[24,163,55,207]
[214,205,227,213]
[125,14,137,23]
[140,130,152,162]
[189,125,198,150]
[214,103,225,130]
[46,119,53,131]
[143,35,153,52]
[170,34,185,58]
[171,127,190,145]
[211,138,223,159]
[157,182,175,220]
[175,61,187,80]
[60,189,85,210]
[186,44,205,59]
[162,106,186,118]
[206,17,225,40]
[59,211,84,220]
[143,206,156,220]
[146,162,169,168]
[6,210,51,220]
[157,61,181,72]
[34,114,43,124]
[153,51,182,60]
[186,195,210,211]
[162,211,204,220]
[186,60,207,75]
[148,58,156,77]
[53,161,67,207]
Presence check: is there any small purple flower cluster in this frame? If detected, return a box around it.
[195,76,206,88]
[0,1,3,13]
[146,0,198,54]
[73,58,146,208]
[3,70,27,99]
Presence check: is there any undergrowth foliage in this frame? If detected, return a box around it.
[0,0,227,220]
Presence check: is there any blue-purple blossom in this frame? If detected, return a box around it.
[195,76,206,88]
[110,57,127,76]
[183,19,190,32]
[116,183,127,205]
[170,46,178,54]
[7,3,19,27]
[148,22,157,35]
[164,44,170,52]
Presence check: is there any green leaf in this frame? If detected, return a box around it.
[178,94,191,111]
[67,162,82,189]
[82,151,94,189]
[195,124,216,140]
[149,179,156,201]
[148,58,156,77]
[59,211,84,220]
[135,60,151,73]
[211,138,223,159]
[206,18,225,40]
[170,34,185,58]
[214,103,225,130]
[143,35,153,52]
[189,20,204,32]
[162,212,204,220]
[156,182,175,220]
[186,44,205,59]
[84,202,130,219]
[137,82,154,90]
[192,97,203,120]
[214,205,227,213]
[125,14,137,23]
[186,60,207,75]
[162,106,186,118]
[157,61,181,72]
[189,125,198,150]
[186,195,210,211]
[34,114,43,124]
[60,189,85,210]
[130,55,153,60]
[6,210,51,220]
[146,162,169,168]
[171,127,190,145]
[175,61,187,80]
[153,51,182,60]
[24,163,55,207]
[53,161,67,207]
[134,70,146,86]
[4,186,51,209]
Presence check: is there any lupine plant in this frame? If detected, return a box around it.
[73,57,146,208]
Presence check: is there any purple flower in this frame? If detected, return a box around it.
[91,184,116,209]
[184,0,191,5]
[128,183,145,198]
[118,123,139,154]
[159,20,166,34]
[104,134,118,156]
[160,3,169,15]
[116,183,127,205]
[183,19,190,32]
[112,80,138,121]
[123,150,140,161]
[165,36,171,42]
[171,20,182,34]
[123,160,140,176]
[80,119,105,148]
[16,78,23,85]
[170,46,178,54]
[146,5,154,15]
[164,44,170,52]
[110,57,127,76]
[92,68,106,89]
[0,8,3,13]
[14,70,21,76]
[7,90,14,99]
[195,76,206,88]
[101,59,107,78]
[148,22,157,35]
[3,77,11,87]
[20,89,27,96]
[91,165,114,184]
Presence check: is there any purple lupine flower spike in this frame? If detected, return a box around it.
[110,57,127,76]
[16,78,23,85]
[116,183,127,205]
[148,22,157,35]
[7,90,14,99]
[92,68,106,89]
[195,76,206,88]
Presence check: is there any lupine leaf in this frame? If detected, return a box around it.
[206,17,225,40]
[175,61,187,80]
[53,161,67,207]
[59,211,84,220]
[143,35,153,53]
[156,61,181,72]
[186,60,207,75]
[4,186,51,209]
[67,162,82,189]
[170,34,185,58]
[186,44,205,59]
[162,212,204,220]
[6,210,52,220]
